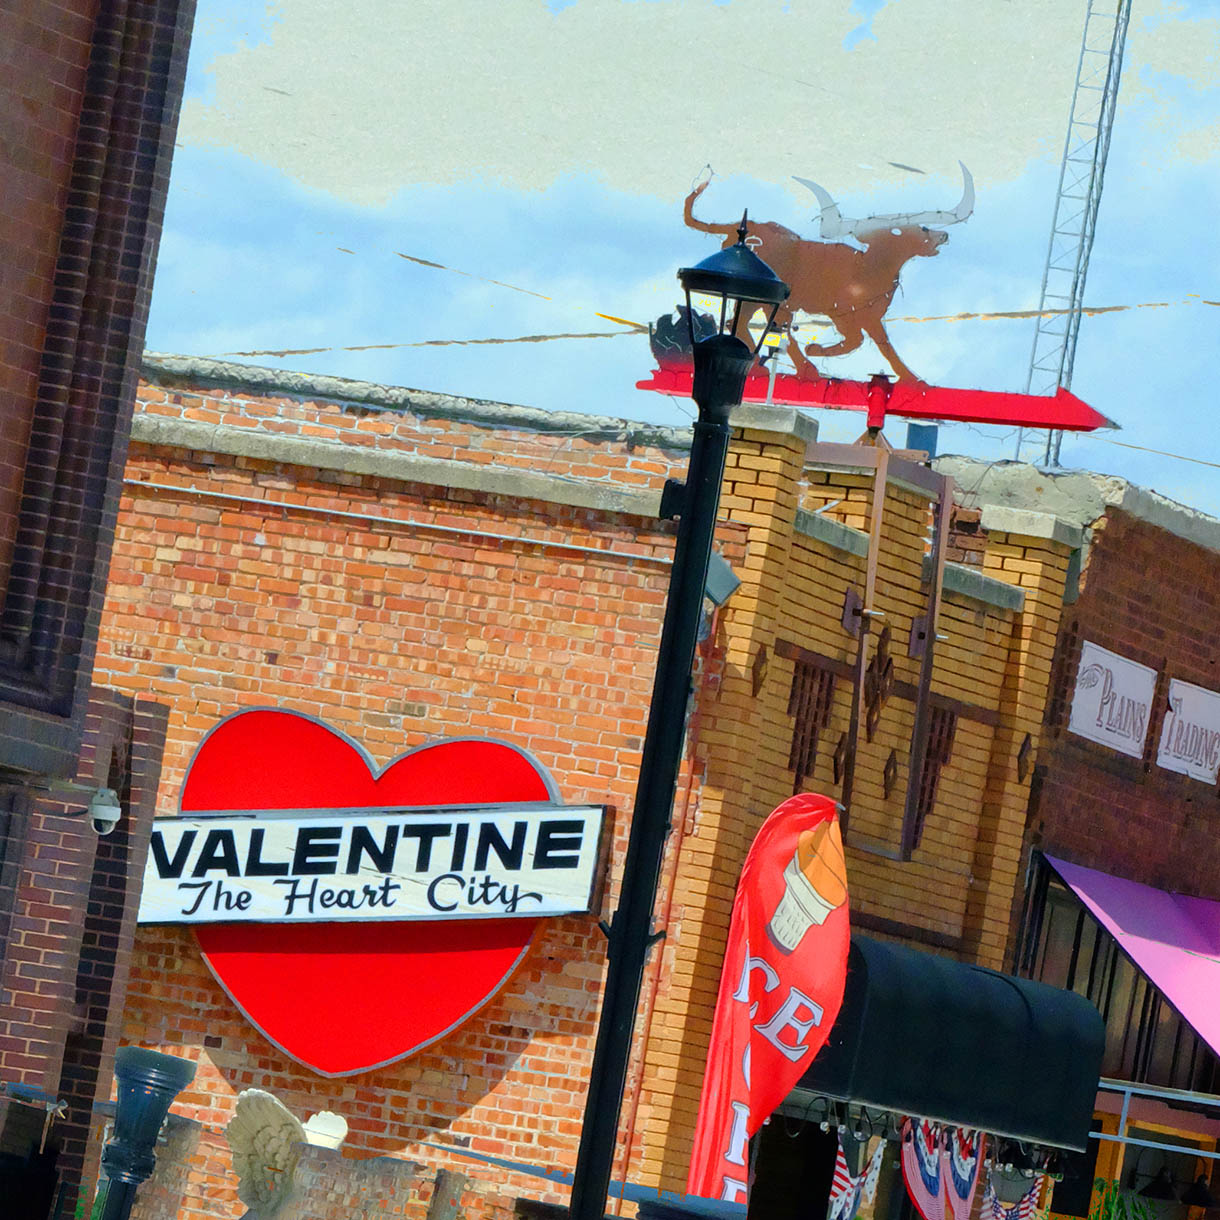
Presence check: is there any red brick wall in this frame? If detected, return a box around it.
[59,696,170,1216]
[0,0,194,780]
[0,0,192,1208]
[0,796,95,1095]
[0,691,168,1215]
[1033,508,1220,897]
[102,375,691,1218]
[946,506,985,567]
[136,370,682,491]
[0,0,98,583]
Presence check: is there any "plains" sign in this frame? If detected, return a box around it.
[1068,641,1156,759]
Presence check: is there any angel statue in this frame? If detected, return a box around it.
[225,1089,348,1217]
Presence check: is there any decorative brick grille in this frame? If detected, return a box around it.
[910,705,957,850]
[788,658,836,790]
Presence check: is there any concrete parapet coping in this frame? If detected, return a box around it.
[732,404,820,448]
[1108,481,1220,554]
[926,556,1026,613]
[130,415,665,520]
[142,355,831,464]
[794,508,869,557]
[794,509,1023,610]
[979,505,1084,550]
[142,353,693,451]
[805,460,940,502]
[934,454,1220,555]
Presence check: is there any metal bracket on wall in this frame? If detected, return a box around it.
[842,587,863,638]
[863,626,894,743]
[883,749,900,799]
[1017,733,1033,783]
[832,732,850,785]
[752,643,769,698]
[658,478,686,521]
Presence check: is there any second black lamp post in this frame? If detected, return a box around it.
[94,1046,197,1220]
[568,216,789,1220]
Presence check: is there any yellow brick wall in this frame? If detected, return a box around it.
[632,439,1073,1192]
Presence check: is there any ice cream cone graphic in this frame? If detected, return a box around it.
[766,818,848,954]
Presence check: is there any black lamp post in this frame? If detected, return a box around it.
[567,217,788,1220]
[94,1047,197,1220]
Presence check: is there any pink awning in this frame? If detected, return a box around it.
[1047,855,1220,1059]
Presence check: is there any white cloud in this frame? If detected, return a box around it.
[1124,6,1220,163]
[152,0,1220,515]
[181,0,1106,206]
[1126,3,1219,95]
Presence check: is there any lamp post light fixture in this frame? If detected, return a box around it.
[679,213,791,421]
[1136,1167,1180,1202]
[94,1046,197,1220]
[568,218,788,1220]
[1180,1175,1219,1210]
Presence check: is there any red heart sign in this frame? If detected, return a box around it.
[185,709,554,1076]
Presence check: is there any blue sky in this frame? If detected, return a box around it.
[147,0,1220,512]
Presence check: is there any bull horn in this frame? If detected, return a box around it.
[885,161,975,229]
[954,161,975,220]
[836,161,977,237]
[794,176,855,239]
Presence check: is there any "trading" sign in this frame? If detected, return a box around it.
[139,803,605,924]
[1157,678,1220,785]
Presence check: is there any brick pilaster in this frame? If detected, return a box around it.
[962,525,1073,967]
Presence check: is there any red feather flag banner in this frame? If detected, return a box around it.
[686,793,851,1203]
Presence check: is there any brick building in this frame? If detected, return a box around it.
[90,357,1107,1220]
[937,458,1220,1219]
[0,2,194,1215]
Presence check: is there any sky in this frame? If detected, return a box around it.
[146,0,1220,513]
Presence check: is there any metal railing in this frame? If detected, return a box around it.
[1093,1078,1220,1160]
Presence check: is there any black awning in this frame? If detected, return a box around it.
[798,934,1104,1150]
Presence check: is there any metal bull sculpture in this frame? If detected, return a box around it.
[682,165,974,383]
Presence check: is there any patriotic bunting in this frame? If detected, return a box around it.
[944,1126,986,1220]
[901,1118,987,1220]
[828,1132,886,1220]
[982,1174,1041,1220]
[902,1119,946,1220]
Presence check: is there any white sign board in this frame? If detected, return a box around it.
[1067,641,1156,759]
[138,803,605,924]
[1157,678,1220,784]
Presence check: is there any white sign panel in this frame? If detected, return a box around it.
[1068,641,1156,759]
[138,803,605,924]
[1158,679,1220,784]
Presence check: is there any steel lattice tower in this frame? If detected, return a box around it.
[1018,0,1132,466]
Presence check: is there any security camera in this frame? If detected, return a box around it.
[88,788,122,836]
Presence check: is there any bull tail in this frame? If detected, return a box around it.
[683,181,740,239]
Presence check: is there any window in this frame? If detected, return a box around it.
[1019,861,1220,1094]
